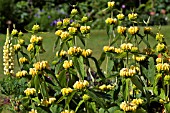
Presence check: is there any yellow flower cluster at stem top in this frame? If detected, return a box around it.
[132,55,146,62]
[80,26,90,34]
[120,98,143,111]
[19,57,28,64]
[156,33,164,42]
[24,88,36,96]
[61,87,73,96]
[32,24,40,31]
[128,26,139,35]
[29,68,38,77]
[41,97,56,106]
[33,61,49,71]
[117,14,125,20]
[30,35,43,44]
[120,43,133,51]
[107,1,115,8]
[67,46,82,56]
[56,50,67,57]
[156,43,166,52]
[120,67,137,77]
[73,80,89,90]
[103,46,123,54]
[156,63,169,72]
[105,18,117,25]
[27,44,34,51]
[14,44,21,52]
[99,84,114,91]
[128,13,138,20]
[117,26,126,35]
[61,110,75,113]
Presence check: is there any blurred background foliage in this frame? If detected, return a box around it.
[0,0,170,33]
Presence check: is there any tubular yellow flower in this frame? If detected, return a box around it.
[80,26,90,34]
[128,13,138,20]
[128,26,139,35]
[18,39,25,45]
[63,18,70,26]
[29,109,37,113]
[24,88,36,96]
[60,31,70,40]
[105,18,117,25]
[156,33,164,42]
[82,49,92,57]
[106,84,114,90]
[156,63,169,72]
[68,27,77,35]
[117,26,126,34]
[131,46,138,52]
[144,27,152,34]
[70,22,80,28]
[32,24,40,32]
[55,30,63,36]
[19,57,28,64]
[71,8,78,15]
[48,97,56,104]
[117,14,125,20]
[82,94,90,101]
[108,1,115,8]
[18,31,23,37]
[27,44,34,51]
[56,50,67,57]
[132,55,146,62]
[11,29,18,36]
[120,68,136,77]
[63,60,73,69]
[120,43,133,51]
[68,46,82,56]
[33,61,48,71]
[99,84,107,91]
[81,16,88,23]
[131,98,143,105]
[57,21,62,27]
[156,43,165,52]
[30,35,37,43]
[29,68,38,77]
[61,87,73,96]
[120,101,137,112]
[14,44,21,51]
[73,80,89,90]
[114,48,123,53]
[156,58,163,63]
[16,70,28,78]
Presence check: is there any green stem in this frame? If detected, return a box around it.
[126,52,129,68]
[167,85,169,98]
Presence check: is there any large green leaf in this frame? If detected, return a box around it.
[34,75,40,94]
[147,57,155,85]
[65,91,76,109]
[53,37,60,51]
[58,70,67,88]
[40,81,49,99]
[73,56,86,80]
[98,52,106,66]
[131,75,144,93]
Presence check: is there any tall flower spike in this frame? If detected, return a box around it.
[3,28,14,75]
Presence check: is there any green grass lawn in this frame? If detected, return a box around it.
[0,26,170,78]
